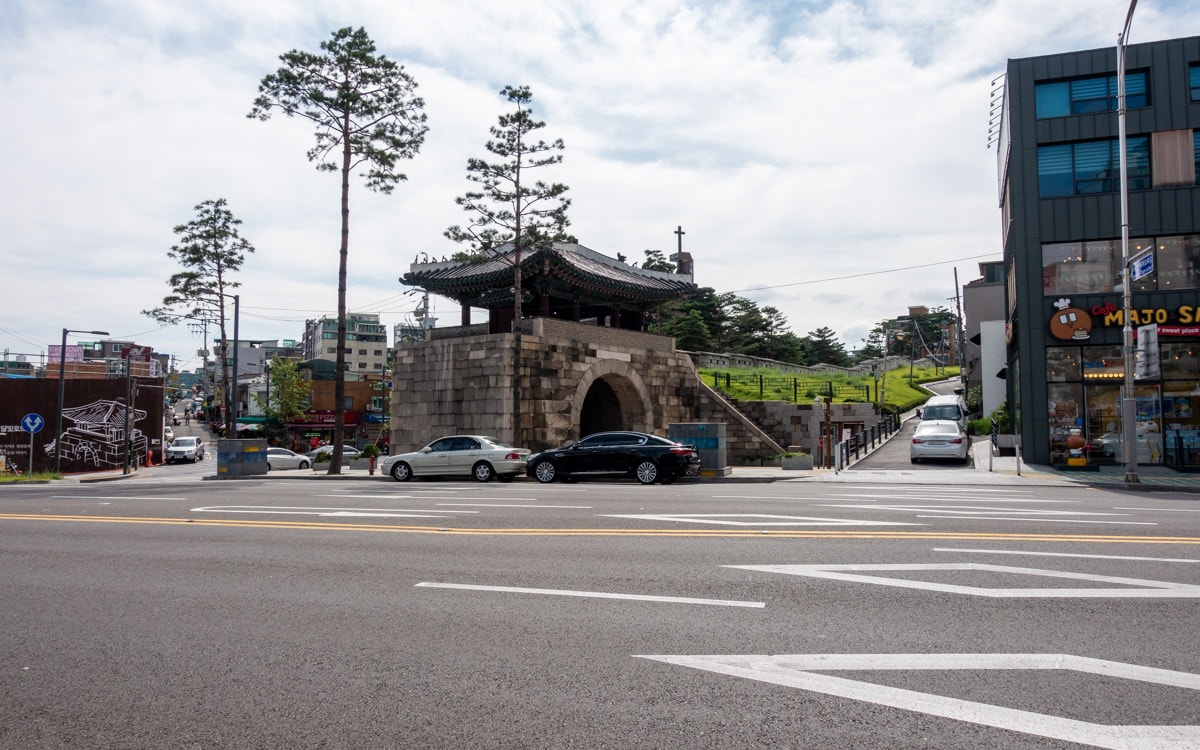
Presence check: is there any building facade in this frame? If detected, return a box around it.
[1000,35,1200,467]
[302,314,390,377]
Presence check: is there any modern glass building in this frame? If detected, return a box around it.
[999,35,1200,468]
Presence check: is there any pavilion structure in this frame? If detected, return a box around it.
[400,242,697,334]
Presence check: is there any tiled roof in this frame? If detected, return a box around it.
[401,242,695,305]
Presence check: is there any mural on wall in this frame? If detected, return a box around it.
[45,399,148,470]
[0,379,163,474]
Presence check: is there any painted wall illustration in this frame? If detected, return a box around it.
[0,378,164,473]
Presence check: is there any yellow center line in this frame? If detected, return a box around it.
[2,513,1200,543]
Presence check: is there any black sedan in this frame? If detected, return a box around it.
[526,431,701,485]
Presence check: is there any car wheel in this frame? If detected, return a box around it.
[635,460,659,485]
[391,461,413,482]
[299,460,310,470]
[473,461,495,482]
[533,461,557,483]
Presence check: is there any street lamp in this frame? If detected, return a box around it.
[1117,0,1140,484]
[54,328,109,473]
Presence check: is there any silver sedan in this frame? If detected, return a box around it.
[381,435,530,482]
[266,447,311,471]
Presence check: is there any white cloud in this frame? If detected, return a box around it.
[2,0,1198,369]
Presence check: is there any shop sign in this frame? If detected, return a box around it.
[1049,298,1200,340]
[287,410,360,427]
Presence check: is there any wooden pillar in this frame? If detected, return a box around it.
[571,299,581,322]
[539,292,550,317]
[611,307,621,329]
[460,305,471,327]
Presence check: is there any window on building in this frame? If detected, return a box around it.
[1156,235,1200,291]
[1046,348,1081,381]
[373,362,383,369]
[1043,240,1122,295]
[1191,64,1200,101]
[326,347,337,354]
[358,362,367,369]
[374,349,383,356]
[1195,131,1200,183]
[358,349,367,356]
[1038,137,1150,197]
[1035,71,1148,118]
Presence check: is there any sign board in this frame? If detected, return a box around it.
[1134,324,1161,379]
[121,345,152,360]
[1130,251,1154,282]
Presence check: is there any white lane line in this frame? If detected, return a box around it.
[437,503,593,509]
[726,563,1200,598]
[52,496,184,501]
[916,515,1156,526]
[934,548,1200,563]
[190,505,478,518]
[823,504,1122,516]
[1114,507,1200,513]
[602,513,919,527]
[636,653,1200,749]
[415,582,764,608]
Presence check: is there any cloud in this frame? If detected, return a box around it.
[3,0,1198,370]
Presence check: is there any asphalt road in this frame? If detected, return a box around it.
[2,476,1199,749]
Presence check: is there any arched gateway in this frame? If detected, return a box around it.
[391,242,700,452]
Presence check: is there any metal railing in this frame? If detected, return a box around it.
[708,372,871,403]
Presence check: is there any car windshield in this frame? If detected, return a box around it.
[174,438,197,447]
[922,405,962,421]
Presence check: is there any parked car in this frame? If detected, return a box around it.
[920,394,969,432]
[910,420,970,464]
[1090,431,1122,457]
[165,436,205,464]
[164,424,175,443]
[381,435,529,482]
[305,444,362,461]
[266,447,311,471]
[526,431,701,485]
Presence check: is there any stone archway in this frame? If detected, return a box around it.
[571,359,654,438]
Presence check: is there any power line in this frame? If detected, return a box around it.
[729,253,997,294]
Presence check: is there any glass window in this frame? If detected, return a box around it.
[1038,137,1150,197]
[1161,343,1200,380]
[1195,131,1200,184]
[1035,81,1070,118]
[1048,382,1084,463]
[1042,240,1120,295]
[1035,72,1148,118]
[1191,64,1200,102]
[1155,236,1200,290]
[1081,345,1123,382]
[1046,348,1082,381]
[429,438,455,451]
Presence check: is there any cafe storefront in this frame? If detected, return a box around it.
[1041,234,1200,469]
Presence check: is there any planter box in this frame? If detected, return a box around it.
[781,455,814,470]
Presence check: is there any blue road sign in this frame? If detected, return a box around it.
[1131,252,1154,282]
[21,413,45,434]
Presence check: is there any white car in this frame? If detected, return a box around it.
[381,435,530,482]
[305,444,363,461]
[165,436,205,464]
[910,420,970,464]
[266,447,311,471]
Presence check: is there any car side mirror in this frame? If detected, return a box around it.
[420,447,432,454]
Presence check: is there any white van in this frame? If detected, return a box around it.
[920,394,968,432]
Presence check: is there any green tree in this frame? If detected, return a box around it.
[143,198,254,435]
[641,249,674,272]
[444,85,571,445]
[671,310,715,351]
[254,357,309,425]
[805,326,851,367]
[249,26,428,473]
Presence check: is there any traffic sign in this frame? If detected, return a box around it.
[21,413,45,434]
[1130,251,1154,282]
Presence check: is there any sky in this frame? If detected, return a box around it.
[3,0,1198,374]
